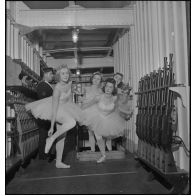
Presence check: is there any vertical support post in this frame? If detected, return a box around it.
[6,18,11,57]
[18,32,21,59]
[31,47,34,71]
[20,36,24,62]
[10,23,14,59]
[13,27,19,59]
[23,38,26,64]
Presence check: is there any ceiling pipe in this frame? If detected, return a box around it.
[43,47,111,54]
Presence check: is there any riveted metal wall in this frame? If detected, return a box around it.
[113,31,136,153]
[113,1,189,171]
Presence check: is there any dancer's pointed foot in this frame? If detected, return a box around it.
[45,137,54,154]
[56,161,70,169]
[97,155,106,163]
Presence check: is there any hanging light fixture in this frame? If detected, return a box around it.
[76,69,80,75]
[72,28,79,43]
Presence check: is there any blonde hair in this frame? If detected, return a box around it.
[55,64,71,82]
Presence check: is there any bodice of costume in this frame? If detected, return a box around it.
[59,87,72,103]
[84,87,102,103]
[97,95,115,116]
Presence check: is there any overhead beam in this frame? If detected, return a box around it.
[44,34,109,42]
[16,7,133,29]
[43,46,111,54]
[50,55,108,59]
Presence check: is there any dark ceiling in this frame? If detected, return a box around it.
[27,28,127,59]
[24,1,131,61]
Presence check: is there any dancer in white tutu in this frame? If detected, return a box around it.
[81,72,103,152]
[81,78,126,163]
[25,64,83,168]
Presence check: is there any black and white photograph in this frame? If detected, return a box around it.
[5,1,190,194]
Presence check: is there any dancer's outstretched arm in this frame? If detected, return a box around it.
[48,84,60,136]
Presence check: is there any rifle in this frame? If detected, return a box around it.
[145,73,153,161]
[146,72,156,163]
[139,77,145,142]
[152,67,163,168]
[136,79,142,139]
[160,54,177,172]
[136,78,143,157]
[161,54,177,172]
[161,54,175,148]
[143,75,149,143]
[143,75,151,159]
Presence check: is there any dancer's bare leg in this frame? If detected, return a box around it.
[88,130,95,152]
[55,124,70,168]
[106,139,112,151]
[95,133,106,163]
[45,118,76,154]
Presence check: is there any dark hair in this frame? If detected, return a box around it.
[43,67,54,74]
[102,78,117,95]
[90,72,103,84]
[114,72,123,78]
[18,71,25,80]
[121,83,132,95]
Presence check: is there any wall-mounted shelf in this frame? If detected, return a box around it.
[6,87,39,182]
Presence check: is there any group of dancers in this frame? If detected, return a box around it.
[25,64,133,168]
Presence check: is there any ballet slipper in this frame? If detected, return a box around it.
[56,161,70,169]
[45,137,54,154]
[97,155,106,163]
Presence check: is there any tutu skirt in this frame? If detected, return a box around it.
[25,96,83,124]
[82,104,126,138]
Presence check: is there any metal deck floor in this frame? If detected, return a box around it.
[6,152,170,194]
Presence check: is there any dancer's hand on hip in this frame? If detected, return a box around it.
[48,128,54,137]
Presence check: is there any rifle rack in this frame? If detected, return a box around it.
[135,84,185,95]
